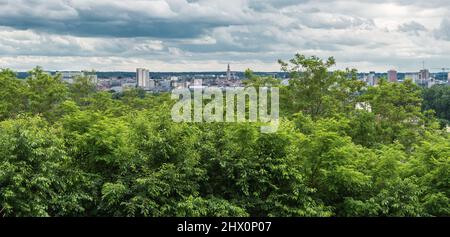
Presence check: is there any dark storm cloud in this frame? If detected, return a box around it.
[0,0,384,39]
[0,0,443,39]
[248,0,309,10]
[1,0,450,71]
[0,0,249,38]
[0,17,218,38]
[398,21,427,35]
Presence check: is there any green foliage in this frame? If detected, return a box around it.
[0,117,90,216]
[174,196,248,217]
[0,55,448,217]
[243,69,280,87]
[279,54,364,118]
[422,85,450,126]
[0,69,27,120]
[68,75,97,106]
[26,67,68,119]
[361,79,424,148]
[342,177,425,217]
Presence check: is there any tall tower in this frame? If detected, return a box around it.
[227,64,231,80]
[136,68,150,88]
[387,69,398,82]
[367,71,377,86]
[419,69,430,80]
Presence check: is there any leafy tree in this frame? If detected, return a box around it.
[243,69,280,87]
[361,79,424,148]
[279,54,364,118]
[25,67,68,120]
[198,122,332,217]
[0,55,448,217]
[346,110,378,147]
[422,85,450,126]
[69,75,97,106]
[0,117,89,216]
[0,69,27,120]
[342,177,425,217]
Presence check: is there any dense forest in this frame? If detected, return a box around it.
[0,54,448,217]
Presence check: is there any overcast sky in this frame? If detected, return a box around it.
[1,0,450,72]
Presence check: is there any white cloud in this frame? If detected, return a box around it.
[0,0,449,72]
[434,18,450,41]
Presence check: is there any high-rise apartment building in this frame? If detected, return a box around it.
[419,69,430,80]
[136,68,150,88]
[367,71,378,86]
[387,69,398,82]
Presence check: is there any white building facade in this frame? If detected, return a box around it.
[136,68,151,88]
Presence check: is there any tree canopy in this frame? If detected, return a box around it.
[0,55,448,217]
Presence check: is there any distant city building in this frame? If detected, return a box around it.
[419,69,430,80]
[59,71,97,85]
[367,71,378,86]
[149,80,156,89]
[387,69,398,82]
[158,79,172,91]
[172,81,188,89]
[193,79,203,86]
[90,68,449,93]
[84,71,98,85]
[136,68,151,88]
[110,86,123,93]
[60,71,83,84]
[427,78,437,88]
[434,72,450,81]
[122,82,137,90]
[405,73,420,82]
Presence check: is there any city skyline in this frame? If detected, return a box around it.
[1,1,450,72]
[11,64,450,74]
